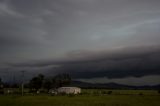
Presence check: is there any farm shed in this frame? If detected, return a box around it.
[57,87,81,94]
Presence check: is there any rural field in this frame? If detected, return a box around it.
[0,89,160,106]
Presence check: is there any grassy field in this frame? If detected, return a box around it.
[82,89,159,95]
[0,90,160,106]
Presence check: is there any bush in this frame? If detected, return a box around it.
[58,92,66,96]
[101,91,107,94]
[81,91,89,95]
[139,92,143,95]
[13,91,21,95]
[0,90,4,95]
[93,91,99,95]
[68,93,75,97]
[28,89,37,93]
[107,91,112,95]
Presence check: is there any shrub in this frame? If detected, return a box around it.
[58,92,66,96]
[93,91,99,95]
[81,91,89,95]
[139,92,143,95]
[68,93,75,97]
[13,91,21,95]
[107,91,112,95]
[101,91,107,94]
[0,90,4,95]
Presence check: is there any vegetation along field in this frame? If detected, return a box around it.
[0,90,160,106]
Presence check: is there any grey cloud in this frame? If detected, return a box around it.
[77,75,160,86]
[0,0,160,84]
[6,45,160,79]
[0,0,24,17]
[56,46,160,78]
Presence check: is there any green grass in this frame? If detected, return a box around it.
[82,89,159,95]
[0,90,160,106]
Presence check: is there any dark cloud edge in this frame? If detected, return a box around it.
[3,45,160,79]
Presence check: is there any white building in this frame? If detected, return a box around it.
[57,87,81,94]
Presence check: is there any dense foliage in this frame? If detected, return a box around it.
[29,73,71,92]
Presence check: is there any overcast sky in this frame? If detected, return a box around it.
[0,0,160,85]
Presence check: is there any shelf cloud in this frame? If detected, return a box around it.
[0,0,160,85]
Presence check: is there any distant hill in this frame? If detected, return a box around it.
[70,81,160,90]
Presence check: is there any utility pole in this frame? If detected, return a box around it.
[21,71,25,96]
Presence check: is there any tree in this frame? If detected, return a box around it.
[0,78,3,89]
[29,73,71,92]
[43,78,52,91]
[0,77,4,94]
[53,73,71,88]
[107,91,112,95]
[29,74,44,92]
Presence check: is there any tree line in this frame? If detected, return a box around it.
[0,73,71,92]
[29,73,71,92]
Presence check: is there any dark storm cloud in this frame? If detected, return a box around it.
[7,45,160,79]
[0,0,160,84]
[54,46,160,79]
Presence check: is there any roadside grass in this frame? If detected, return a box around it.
[82,89,159,95]
[0,89,160,106]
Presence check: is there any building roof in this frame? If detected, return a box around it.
[58,87,80,89]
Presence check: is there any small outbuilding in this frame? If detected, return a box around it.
[57,87,81,94]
